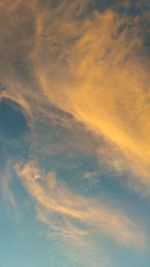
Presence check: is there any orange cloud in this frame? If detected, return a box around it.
[0,0,150,210]
[32,7,150,190]
[0,1,149,262]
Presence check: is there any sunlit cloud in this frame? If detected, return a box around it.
[0,2,150,264]
[14,160,147,250]
[33,3,150,191]
[1,1,150,191]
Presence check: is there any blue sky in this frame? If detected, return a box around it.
[0,1,150,266]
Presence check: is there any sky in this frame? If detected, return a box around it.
[0,0,150,266]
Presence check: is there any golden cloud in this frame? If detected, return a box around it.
[32,5,150,190]
[1,1,149,188]
[1,1,150,259]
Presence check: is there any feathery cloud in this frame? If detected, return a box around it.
[15,161,147,250]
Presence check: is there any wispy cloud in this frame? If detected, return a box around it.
[32,3,150,191]
[15,161,147,250]
[0,1,150,265]
[1,0,149,192]
[1,174,16,209]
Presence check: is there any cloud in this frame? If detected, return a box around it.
[1,174,16,209]
[32,2,150,191]
[15,161,147,250]
[0,1,150,264]
[1,1,150,192]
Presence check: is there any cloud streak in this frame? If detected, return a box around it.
[15,161,147,250]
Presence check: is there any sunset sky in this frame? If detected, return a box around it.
[0,1,150,266]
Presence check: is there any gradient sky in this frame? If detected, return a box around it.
[0,1,150,266]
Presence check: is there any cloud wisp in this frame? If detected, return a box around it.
[15,161,147,250]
